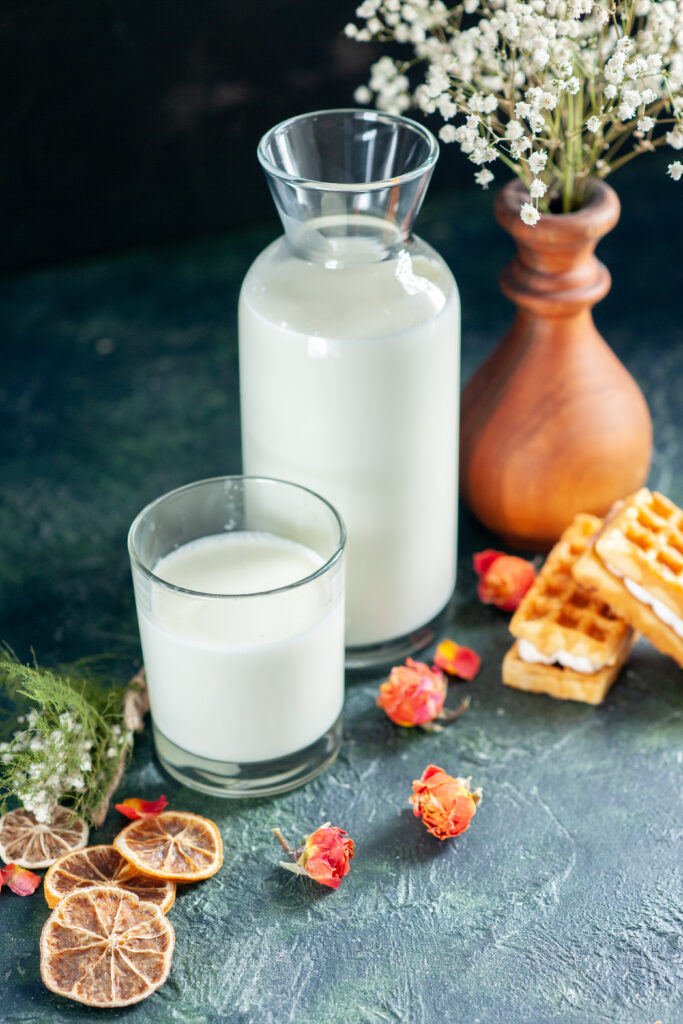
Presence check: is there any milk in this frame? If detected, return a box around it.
[239,229,460,647]
[135,531,345,764]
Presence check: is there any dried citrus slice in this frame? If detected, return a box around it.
[44,845,176,913]
[0,807,88,869]
[40,885,175,1007]
[113,811,222,882]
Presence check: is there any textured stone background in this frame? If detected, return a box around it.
[1,169,682,1022]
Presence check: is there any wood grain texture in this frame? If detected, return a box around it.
[460,179,653,550]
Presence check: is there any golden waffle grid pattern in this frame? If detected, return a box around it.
[602,490,683,584]
[511,514,626,660]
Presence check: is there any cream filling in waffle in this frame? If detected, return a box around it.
[516,638,608,674]
[604,563,683,639]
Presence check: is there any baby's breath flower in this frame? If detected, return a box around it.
[510,137,532,157]
[530,177,548,198]
[354,85,373,104]
[520,202,541,225]
[474,168,495,187]
[569,0,593,16]
[506,119,525,140]
[437,94,458,119]
[347,0,683,221]
[528,150,548,174]
[668,161,683,180]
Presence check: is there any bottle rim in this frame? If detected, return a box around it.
[257,108,439,194]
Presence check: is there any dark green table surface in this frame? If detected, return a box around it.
[1,176,682,1024]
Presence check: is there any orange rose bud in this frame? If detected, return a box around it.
[473,549,535,611]
[115,795,168,820]
[1,863,41,896]
[272,824,354,891]
[433,639,481,681]
[377,658,447,727]
[300,826,355,890]
[410,765,482,840]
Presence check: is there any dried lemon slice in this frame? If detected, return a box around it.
[0,807,88,869]
[44,845,176,913]
[40,885,174,1007]
[113,811,222,882]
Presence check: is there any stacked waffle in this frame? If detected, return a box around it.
[573,489,683,669]
[503,489,683,703]
[503,514,636,704]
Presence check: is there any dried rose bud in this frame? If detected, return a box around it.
[410,764,482,840]
[115,795,168,820]
[434,639,481,681]
[1,863,42,896]
[473,549,535,611]
[272,824,354,891]
[377,658,447,727]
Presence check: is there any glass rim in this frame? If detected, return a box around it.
[127,475,346,599]
[257,107,439,193]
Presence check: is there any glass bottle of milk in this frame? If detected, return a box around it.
[239,109,460,667]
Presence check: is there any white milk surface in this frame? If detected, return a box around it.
[136,532,344,763]
[239,230,460,646]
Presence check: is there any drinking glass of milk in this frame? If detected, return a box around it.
[128,476,346,797]
[239,109,460,668]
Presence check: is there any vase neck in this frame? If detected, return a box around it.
[258,109,438,266]
[495,179,620,317]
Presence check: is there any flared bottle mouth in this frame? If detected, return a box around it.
[257,108,439,193]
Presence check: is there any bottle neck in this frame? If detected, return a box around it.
[279,213,411,266]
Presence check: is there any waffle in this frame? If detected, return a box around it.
[502,642,633,705]
[573,489,683,669]
[503,514,635,703]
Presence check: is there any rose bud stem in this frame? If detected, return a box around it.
[423,695,471,731]
[438,695,471,723]
[272,827,310,877]
[272,827,295,859]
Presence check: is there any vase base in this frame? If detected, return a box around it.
[498,532,555,554]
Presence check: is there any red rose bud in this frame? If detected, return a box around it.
[473,549,535,611]
[1,863,41,896]
[115,795,168,820]
[433,639,481,681]
[377,658,447,727]
[410,765,482,840]
[272,824,354,890]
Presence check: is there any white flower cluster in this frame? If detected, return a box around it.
[1,711,129,824]
[348,0,683,222]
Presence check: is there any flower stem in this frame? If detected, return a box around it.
[271,827,291,855]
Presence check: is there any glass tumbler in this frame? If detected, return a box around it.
[128,476,346,797]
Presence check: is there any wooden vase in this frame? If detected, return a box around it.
[459,178,653,550]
